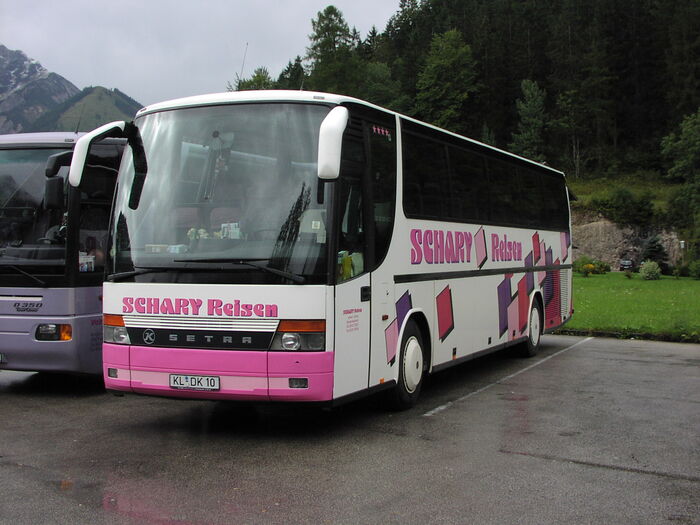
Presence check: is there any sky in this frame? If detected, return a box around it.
[0,0,400,107]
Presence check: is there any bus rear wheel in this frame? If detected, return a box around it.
[388,320,425,410]
[518,300,543,357]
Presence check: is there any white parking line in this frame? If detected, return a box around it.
[422,336,595,417]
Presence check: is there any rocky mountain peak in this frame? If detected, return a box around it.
[0,44,79,133]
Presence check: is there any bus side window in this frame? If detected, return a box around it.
[367,119,396,266]
[449,147,487,222]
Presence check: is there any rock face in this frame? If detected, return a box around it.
[571,208,682,267]
[0,45,79,133]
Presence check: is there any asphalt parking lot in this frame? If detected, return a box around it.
[1,335,698,524]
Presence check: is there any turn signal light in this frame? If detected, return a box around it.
[103,314,125,327]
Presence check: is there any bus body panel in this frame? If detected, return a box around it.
[371,217,572,382]
[103,282,336,400]
[0,286,103,374]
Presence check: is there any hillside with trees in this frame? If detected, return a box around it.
[233,0,700,268]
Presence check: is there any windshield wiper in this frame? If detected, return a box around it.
[0,265,47,287]
[173,258,305,284]
[106,267,175,282]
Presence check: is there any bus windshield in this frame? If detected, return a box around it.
[109,103,332,284]
[0,148,68,268]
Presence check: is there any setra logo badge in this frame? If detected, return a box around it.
[142,329,156,345]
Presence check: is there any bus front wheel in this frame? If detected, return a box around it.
[388,320,425,410]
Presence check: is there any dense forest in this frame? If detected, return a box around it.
[233,0,700,263]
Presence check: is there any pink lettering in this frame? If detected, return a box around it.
[490,234,523,262]
[435,230,444,264]
[175,298,189,315]
[208,299,223,316]
[160,298,174,315]
[410,229,423,264]
[147,297,158,314]
[424,230,434,264]
[122,297,134,313]
[445,231,455,263]
[464,232,473,262]
[190,299,202,315]
[455,232,465,263]
[135,297,146,314]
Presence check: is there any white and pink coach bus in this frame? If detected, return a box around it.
[69,91,572,408]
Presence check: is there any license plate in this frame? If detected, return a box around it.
[169,374,220,391]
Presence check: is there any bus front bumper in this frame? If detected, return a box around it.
[0,314,102,374]
[103,343,334,401]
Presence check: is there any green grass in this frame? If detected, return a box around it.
[562,272,700,342]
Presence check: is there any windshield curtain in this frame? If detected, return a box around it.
[0,148,68,268]
[109,103,332,284]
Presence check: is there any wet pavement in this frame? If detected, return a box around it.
[1,335,698,524]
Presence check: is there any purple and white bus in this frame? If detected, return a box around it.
[70,91,572,408]
[0,133,122,374]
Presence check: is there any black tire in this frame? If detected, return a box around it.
[387,320,425,410]
[518,300,543,357]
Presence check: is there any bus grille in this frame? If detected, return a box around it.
[122,315,279,332]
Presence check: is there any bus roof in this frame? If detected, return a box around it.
[0,132,83,148]
[136,90,565,177]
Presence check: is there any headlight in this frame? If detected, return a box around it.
[103,314,130,344]
[281,333,301,351]
[36,324,72,341]
[270,320,326,352]
[104,325,131,344]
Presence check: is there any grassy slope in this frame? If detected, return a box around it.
[567,173,681,213]
[562,272,700,342]
[54,87,138,132]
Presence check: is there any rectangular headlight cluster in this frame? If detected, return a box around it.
[103,314,131,344]
[35,324,72,341]
[270,320,325,352]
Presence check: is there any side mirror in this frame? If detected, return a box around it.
[44,176,65,210]
[317,106,349,180]
[45,150,73,178]
[69,121,126,187]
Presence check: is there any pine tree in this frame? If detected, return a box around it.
[229,67,274,91]
[276,56,306,90]
[509,79,547,162]
[414,30,478,134]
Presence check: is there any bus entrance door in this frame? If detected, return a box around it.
[333,273,371,399]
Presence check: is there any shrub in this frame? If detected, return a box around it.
[574,255,609,275]
[573,256,594,273]
[689,260,700,280]
[581,263,595,277]
[593,260,610,274]
[640,260,661,280]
